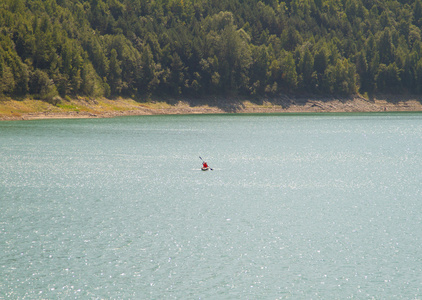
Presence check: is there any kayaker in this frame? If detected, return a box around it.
[202,161,208,169]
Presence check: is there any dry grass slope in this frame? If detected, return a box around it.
[1,95,421,121]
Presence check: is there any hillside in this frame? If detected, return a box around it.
[2,0,422,104]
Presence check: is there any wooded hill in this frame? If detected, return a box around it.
[2,0,422,102]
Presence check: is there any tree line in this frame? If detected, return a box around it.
[2,0,422,102]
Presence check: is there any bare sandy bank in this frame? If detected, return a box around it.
[1,95,421,121]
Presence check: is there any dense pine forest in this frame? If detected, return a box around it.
[1,0,422,102]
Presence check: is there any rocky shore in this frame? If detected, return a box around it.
[1,95,421,121]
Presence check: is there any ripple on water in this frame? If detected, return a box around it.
[1,114,421,298]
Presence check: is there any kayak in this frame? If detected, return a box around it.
[201,167,210,171]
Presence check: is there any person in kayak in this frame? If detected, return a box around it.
[202,161,209,169]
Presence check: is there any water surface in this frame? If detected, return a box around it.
[1,113,421,298]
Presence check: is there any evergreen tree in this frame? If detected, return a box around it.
[2,0,422,100]
[108,48,122,95]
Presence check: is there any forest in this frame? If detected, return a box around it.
[1,0,422,102]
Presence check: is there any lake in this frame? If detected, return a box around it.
[1,113,421,299]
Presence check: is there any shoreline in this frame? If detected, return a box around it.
[1,95,422,121]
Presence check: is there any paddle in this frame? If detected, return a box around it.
[199,156,213,170]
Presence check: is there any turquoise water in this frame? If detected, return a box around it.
[1,113,421,299]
